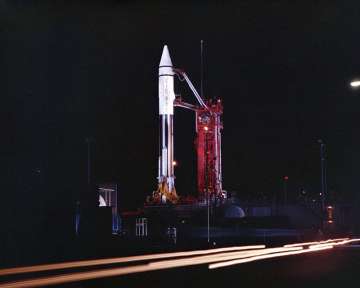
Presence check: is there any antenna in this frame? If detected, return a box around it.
[200,40,204,100]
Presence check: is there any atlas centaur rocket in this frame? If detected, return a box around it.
[152,45,225,205]
[155,45,178,203]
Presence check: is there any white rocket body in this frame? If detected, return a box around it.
[158,45,175,194]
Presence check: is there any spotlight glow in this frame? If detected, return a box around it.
[351,80,360,87]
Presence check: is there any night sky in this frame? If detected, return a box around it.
[4,1,360,229]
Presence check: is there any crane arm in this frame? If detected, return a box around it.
[173,98,199,111]
[173,68,209,111]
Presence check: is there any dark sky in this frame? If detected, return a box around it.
[4,1,360,214]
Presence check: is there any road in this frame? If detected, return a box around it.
[0,239,358,288]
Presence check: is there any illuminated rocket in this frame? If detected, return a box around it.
[157,45,177,203]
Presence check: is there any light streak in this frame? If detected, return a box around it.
[0,238,358,287]
[147,247,303,269]
[0,265,152,288]
[331,238,360,246]
[0,247,300,288]
[209,245,333,269]
[283,238,349,248]
[0,245,265,276]
[308,244,334,249]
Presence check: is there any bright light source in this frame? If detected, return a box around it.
[204,126,209,131]
[172,161,177,166]
[350,81,360,87]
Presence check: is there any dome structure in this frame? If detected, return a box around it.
[224,205,245,218]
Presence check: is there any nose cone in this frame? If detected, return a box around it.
[159,45,173,67]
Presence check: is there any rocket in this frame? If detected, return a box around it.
[157,45,177,202]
